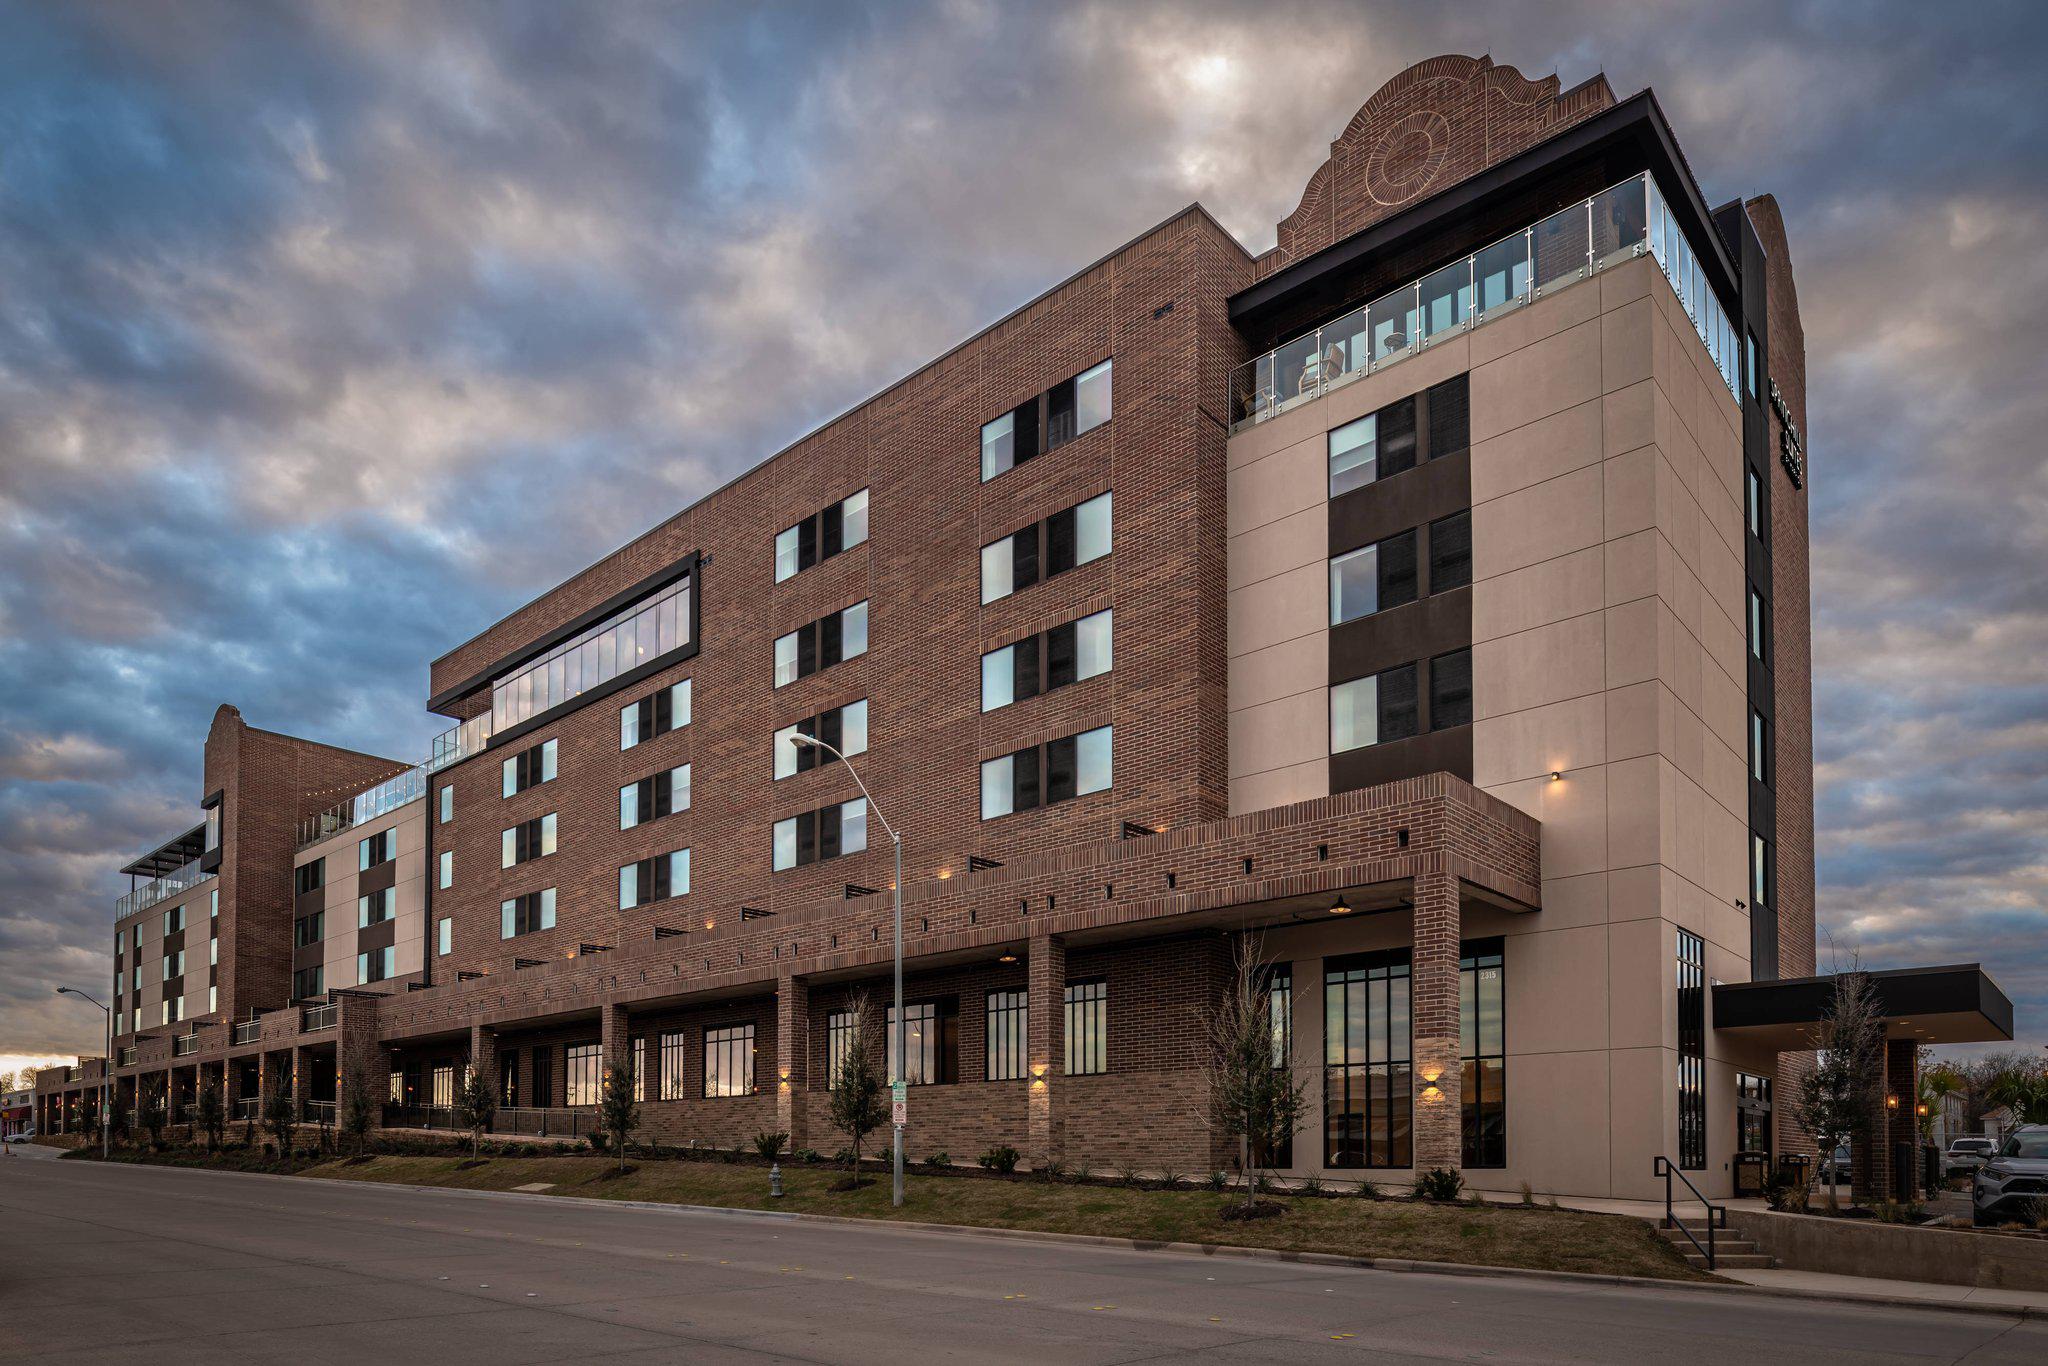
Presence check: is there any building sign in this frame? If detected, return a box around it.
[1768,379,1806,489]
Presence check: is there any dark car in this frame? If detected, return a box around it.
[1972,1126,2048,1227]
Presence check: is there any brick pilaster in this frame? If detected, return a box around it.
[600,1000,630,1088]
[776,975,809,1149]
[1027,933,1066,1165]
[1410,866,1461,1172]
[469,1022,497,1102]
[290,1046,310,1118]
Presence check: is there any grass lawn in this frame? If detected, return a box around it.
[290,1152,1704,1281]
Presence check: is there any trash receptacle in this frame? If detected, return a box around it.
[1733,1151,1768,1197]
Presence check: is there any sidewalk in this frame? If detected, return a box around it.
[1718,1266,2048,1314]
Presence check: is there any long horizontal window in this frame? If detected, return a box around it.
[773,797,869,870]
[776,489,869,583]
[774,601,868,687]
[619,848,691,908]
[982,610,1111,711]
[492,573,691,733]
[773,699,868,780]
[982,360,1112,481]
[981,725,1111,819]
[981,492,1111,604]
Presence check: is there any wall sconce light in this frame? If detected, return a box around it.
[1031,1063,1046,1079]
[1420,1074,1442,1096]
[937,867,952,880]
[1550,771,1562,782]
[1327,897,1353,916]
[1915,1102,1928,1118]
[1885,1094,1899,1112]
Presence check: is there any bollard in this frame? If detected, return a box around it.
[770,1161,783,1198]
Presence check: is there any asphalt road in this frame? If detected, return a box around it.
[2,1155,2041,1364]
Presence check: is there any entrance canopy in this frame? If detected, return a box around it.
[1713,963,2013,1050]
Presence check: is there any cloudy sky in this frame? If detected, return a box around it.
[3,0,2043,1074]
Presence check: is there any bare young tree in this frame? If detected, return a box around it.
[195,1074,226,1153]
[1202,934,1309,1212]
[138,1075,168,1150]
[263,1076,297,1155]
[828,991,887,1183]
[598,1064,638,1167]
[1797,969,1883,1211]
[454,1064,497,1161]
[340,1066,376,1157]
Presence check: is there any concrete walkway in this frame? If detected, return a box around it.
[1719,1266,2048,1313]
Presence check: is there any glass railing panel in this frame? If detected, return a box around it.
[1318,305,1371,388]
[1366,285,1419,364]
[1531,200,1590,294]
[1270,329,1322,409]
[1591,176,1647,268]
[1473,229,1530,320]
[1417,258,1472,343]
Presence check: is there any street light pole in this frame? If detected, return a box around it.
[55,987,111,1160]
[789,732,906,1208]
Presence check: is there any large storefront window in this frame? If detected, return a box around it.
[565,1043,602,1107]
[1324,951,1411,1168]
[1460,941,1506,1168]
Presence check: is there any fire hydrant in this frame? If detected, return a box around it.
[770,1162,783,1198]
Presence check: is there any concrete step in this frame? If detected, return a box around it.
[1680,1251,1774,1270]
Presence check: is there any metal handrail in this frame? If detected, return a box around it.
[1653,1155,1725,1270]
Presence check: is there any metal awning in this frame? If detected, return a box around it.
[120,823,207,878]
[1713,964,2013,1050]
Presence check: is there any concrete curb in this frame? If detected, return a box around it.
[72,1156,2046,1321]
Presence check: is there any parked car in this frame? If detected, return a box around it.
[1972,1125,2048,1227]
[1817,1142,1852,1187]
[1946,1136,1997,1178]
[1,1127,34,1144]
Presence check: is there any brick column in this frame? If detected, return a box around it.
[290,1046,311,1119]
[776,976,809,1149]
[601,1001,630,1092]
[1885,1038,1919,1201]
[469,1022,497,1104]
[1852,1056,1894,1204]
[1410,866,1462,1172]
[1026,933,1066,1165]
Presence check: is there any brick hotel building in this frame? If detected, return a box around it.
[41,56,2013,1202]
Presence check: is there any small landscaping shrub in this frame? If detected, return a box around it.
[1357,1179,1382,1200]
[922,1151,950,1169]
[1161,1169,1187,1189]
[1414,1167,1464,1202]
[795,1148,822,1164]
[1872,1200,1924,1225]
[1037,1158,1067,1182]
[586,1131,608,1153]
[1117,1163,1142,1187]
[979,1145,1020,1175]
[752,1131,789,1160]
[1519,1181,1535,1206]
[1299,1177,1324,1196]
[1207,1170,1229,1192]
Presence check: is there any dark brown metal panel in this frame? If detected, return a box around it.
[356,917,397,955]
[358,858,397,896]
[1331,726,1474,790]
[1329,589,1471,685]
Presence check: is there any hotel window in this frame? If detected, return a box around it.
[981,725,1112,820]
[620,679,691,750]
[658,1030,688,1100]
[827,1009,859,1088]
[1430,649,1473,730]
[1330,665,1418,753]
[1063,980,1107,1075]
[1750,710,1769,784]
[1746,467,1763,541]
[499,888,556,939]
[1738,1072,1774,1160]
[887,1001,958,1085]
[207,985,217,1013]
[1749,588,1768,662]
[772,797,869,870]
[985,990,1027,1082]
[162,949,185,979]
[358,829,395,871]
[619,848,691,908]
[1325,376,1467,496]
[774,601,869,687]
[210,935,218,965]
[1461,940,1507,1169]
[293,966,324,1000]
[132,964,141,992]
[981,360,1112,482]
[1745,331,1759,400]
[437,917,452,956]
[295,860,323,896]
[980,492,1111,604]
[210,888,218,918]
[433,1062,455,1109]
[501,738,558,797]
[1329,532,1417,625]
[163,904,185,934]
[438,784,453,824]
[295,911,323,948]
[565,1043,602,1107]
[162,996,184,1025]
[982,610,1113,712]
[358,945,395,985]
[703,1024,755,1097]
[775,488,870,582]
[773,699,868,779]
[1428,510,1472,591]
[632,1036,646,1101]
[1324,950,1411,1169]
[501,813,558,868]
[499,1052,518,1106]
[620,763,692,827]
[438,850,453,889]
[358,888,393,928]
[1752,833,1771,912]
[1677,929,1706,1169]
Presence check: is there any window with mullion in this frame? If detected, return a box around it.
[1460,940,1506,1168]
[1324,951,1412,1169]
[1063,980,1107,1075]
[985,991,1027,1081]
[703,1024,755,1097]
[979,493,1110,604]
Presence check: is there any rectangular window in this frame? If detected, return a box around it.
[772,797,869,870]
[980,492,1110,604]
[500,813,558,868]
[775,489,870,582]
[1329,531,1419,625]
[438,850,453,889]
[981,361,1111,482]
[436,917,452,956]
[1677,929,1705,1170]
[1428,510,1472,592]
[658,1030,688,1100]
[1746,467,1763,540]
[163,904,185,934]
[1330,664,1419,752]
[1325,950,1412,1168]
[1063,980,1107,1075]
[501,738,558,797]
[1461,940,1506,1168]
[433,1062,454,1110]
[619,848,691,908]
[499,888,557,939]
[773,698,868,779]
[1749,588,1767,662]
[887,1000,958,1086]
[632,1036,646,1101]
[981,610,1110,712]
[565,1043,602,1107]
[1738,1072,1774,1159]
[827,1009,859,1088]
[162,949,185,979]
[1329,414,1378,496]
[358,945,395,985]
[1752,833,1770,910]
[620,763,691,827]
[209,936,218,966]
[357,829,395,871]
[703,1024,755,1097]
[620,679,691,750]
[499,1052,518,1106]
[774,601,870,687]
[293,965,323,1001]
[985,990,1027,1082]
[1750,710,1769,784]
[1745,331,1759,399]
[357,888,393,928]
[438,784,453,824]
[295,860,324,896]
[980,725,1110,819]
[1430,649,1473,730]
[294,911,323,948]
